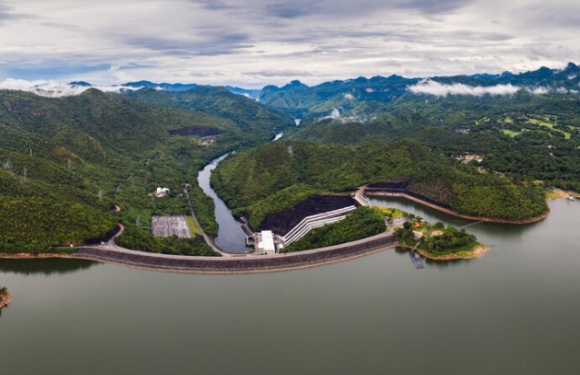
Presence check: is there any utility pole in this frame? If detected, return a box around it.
[2,159,12,172]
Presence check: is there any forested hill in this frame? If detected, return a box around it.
[289,91,580,192]
[125,86,294,137]
[212,141,548,228]
[0,88,285,254]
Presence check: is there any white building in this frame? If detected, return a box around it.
[155,187,170,198]
[257,230,276,255]
[413,231,424,240]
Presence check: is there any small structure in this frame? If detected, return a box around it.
[155,187,170,198]
[257,230,276,255]
[413,231,424,240]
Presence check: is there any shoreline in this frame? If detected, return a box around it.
[0,253,73,259]
[397,243,490,261]
[0,238,490,273]
[0,233,401,274]
[365,191,550,224]
[416,245,490,261]
[0,293,13,310]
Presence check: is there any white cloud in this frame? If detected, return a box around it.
[408,79,520,96]
[526,86,549,95]
[0,0,579,87]
[0,79,140,97]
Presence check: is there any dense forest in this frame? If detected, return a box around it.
[3,64,579,255]
[289,93,580,192]
[0,89,292,253]
[282,207,386,252]
[212,140,548,227]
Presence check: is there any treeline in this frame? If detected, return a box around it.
[115,223,219,257]
[0,196,115,253]
[282,207,386,253]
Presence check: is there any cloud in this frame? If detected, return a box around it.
[395,0,474,15]
[408,79,520,96]
[0,79,141,97]
[0,2,30,24]
[189,0,234,11]
[247,69,314,77]
[121,33,251,56]
[265,1,319,19]
[526,86,549,95]
[0,0,579,87]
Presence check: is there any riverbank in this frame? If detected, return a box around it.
[547,189,580,200]
[0,293,13,310]
[414,245,490,261]
[365,191,550,224]
[0,253,73,259]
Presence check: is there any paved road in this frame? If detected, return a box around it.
[354,187,372,207]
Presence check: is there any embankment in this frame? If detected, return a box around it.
[72,232,398,274]
[364,189,549,225]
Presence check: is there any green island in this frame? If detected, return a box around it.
[394,218,488,260]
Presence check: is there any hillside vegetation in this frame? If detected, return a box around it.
[0,89,290,254]
[282,207,386,253]
[212,140,548,227]
[290,91,580,192]
[126,86,293,142]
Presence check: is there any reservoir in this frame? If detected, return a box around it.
[1,199,579,374]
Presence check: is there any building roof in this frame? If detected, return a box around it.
[260,230,276,252]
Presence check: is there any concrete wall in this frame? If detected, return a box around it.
[74,233,398,273]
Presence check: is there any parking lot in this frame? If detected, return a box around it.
[151,216,191,238]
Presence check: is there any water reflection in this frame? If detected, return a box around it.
[0,259,98,276]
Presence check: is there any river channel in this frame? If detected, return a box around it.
[197,154,248,253]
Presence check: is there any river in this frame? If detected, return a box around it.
[1,199,579,374]
[197,154,248,253]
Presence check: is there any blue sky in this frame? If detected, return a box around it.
[0,0,579,88]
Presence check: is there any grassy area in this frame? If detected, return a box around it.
[545,190,562,200]
[526,115,571,139]
[501,129,521,138]
[186,216,203,236]
[374,206,406,219]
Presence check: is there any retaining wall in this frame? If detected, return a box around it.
[73,233,398,273]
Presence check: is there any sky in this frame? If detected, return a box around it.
[0,0,579,88]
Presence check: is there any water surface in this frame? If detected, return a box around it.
[197,154,248,253]
[1,199,579,375]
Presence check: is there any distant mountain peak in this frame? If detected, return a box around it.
[68,81,92,87]
[283,80,308,89]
